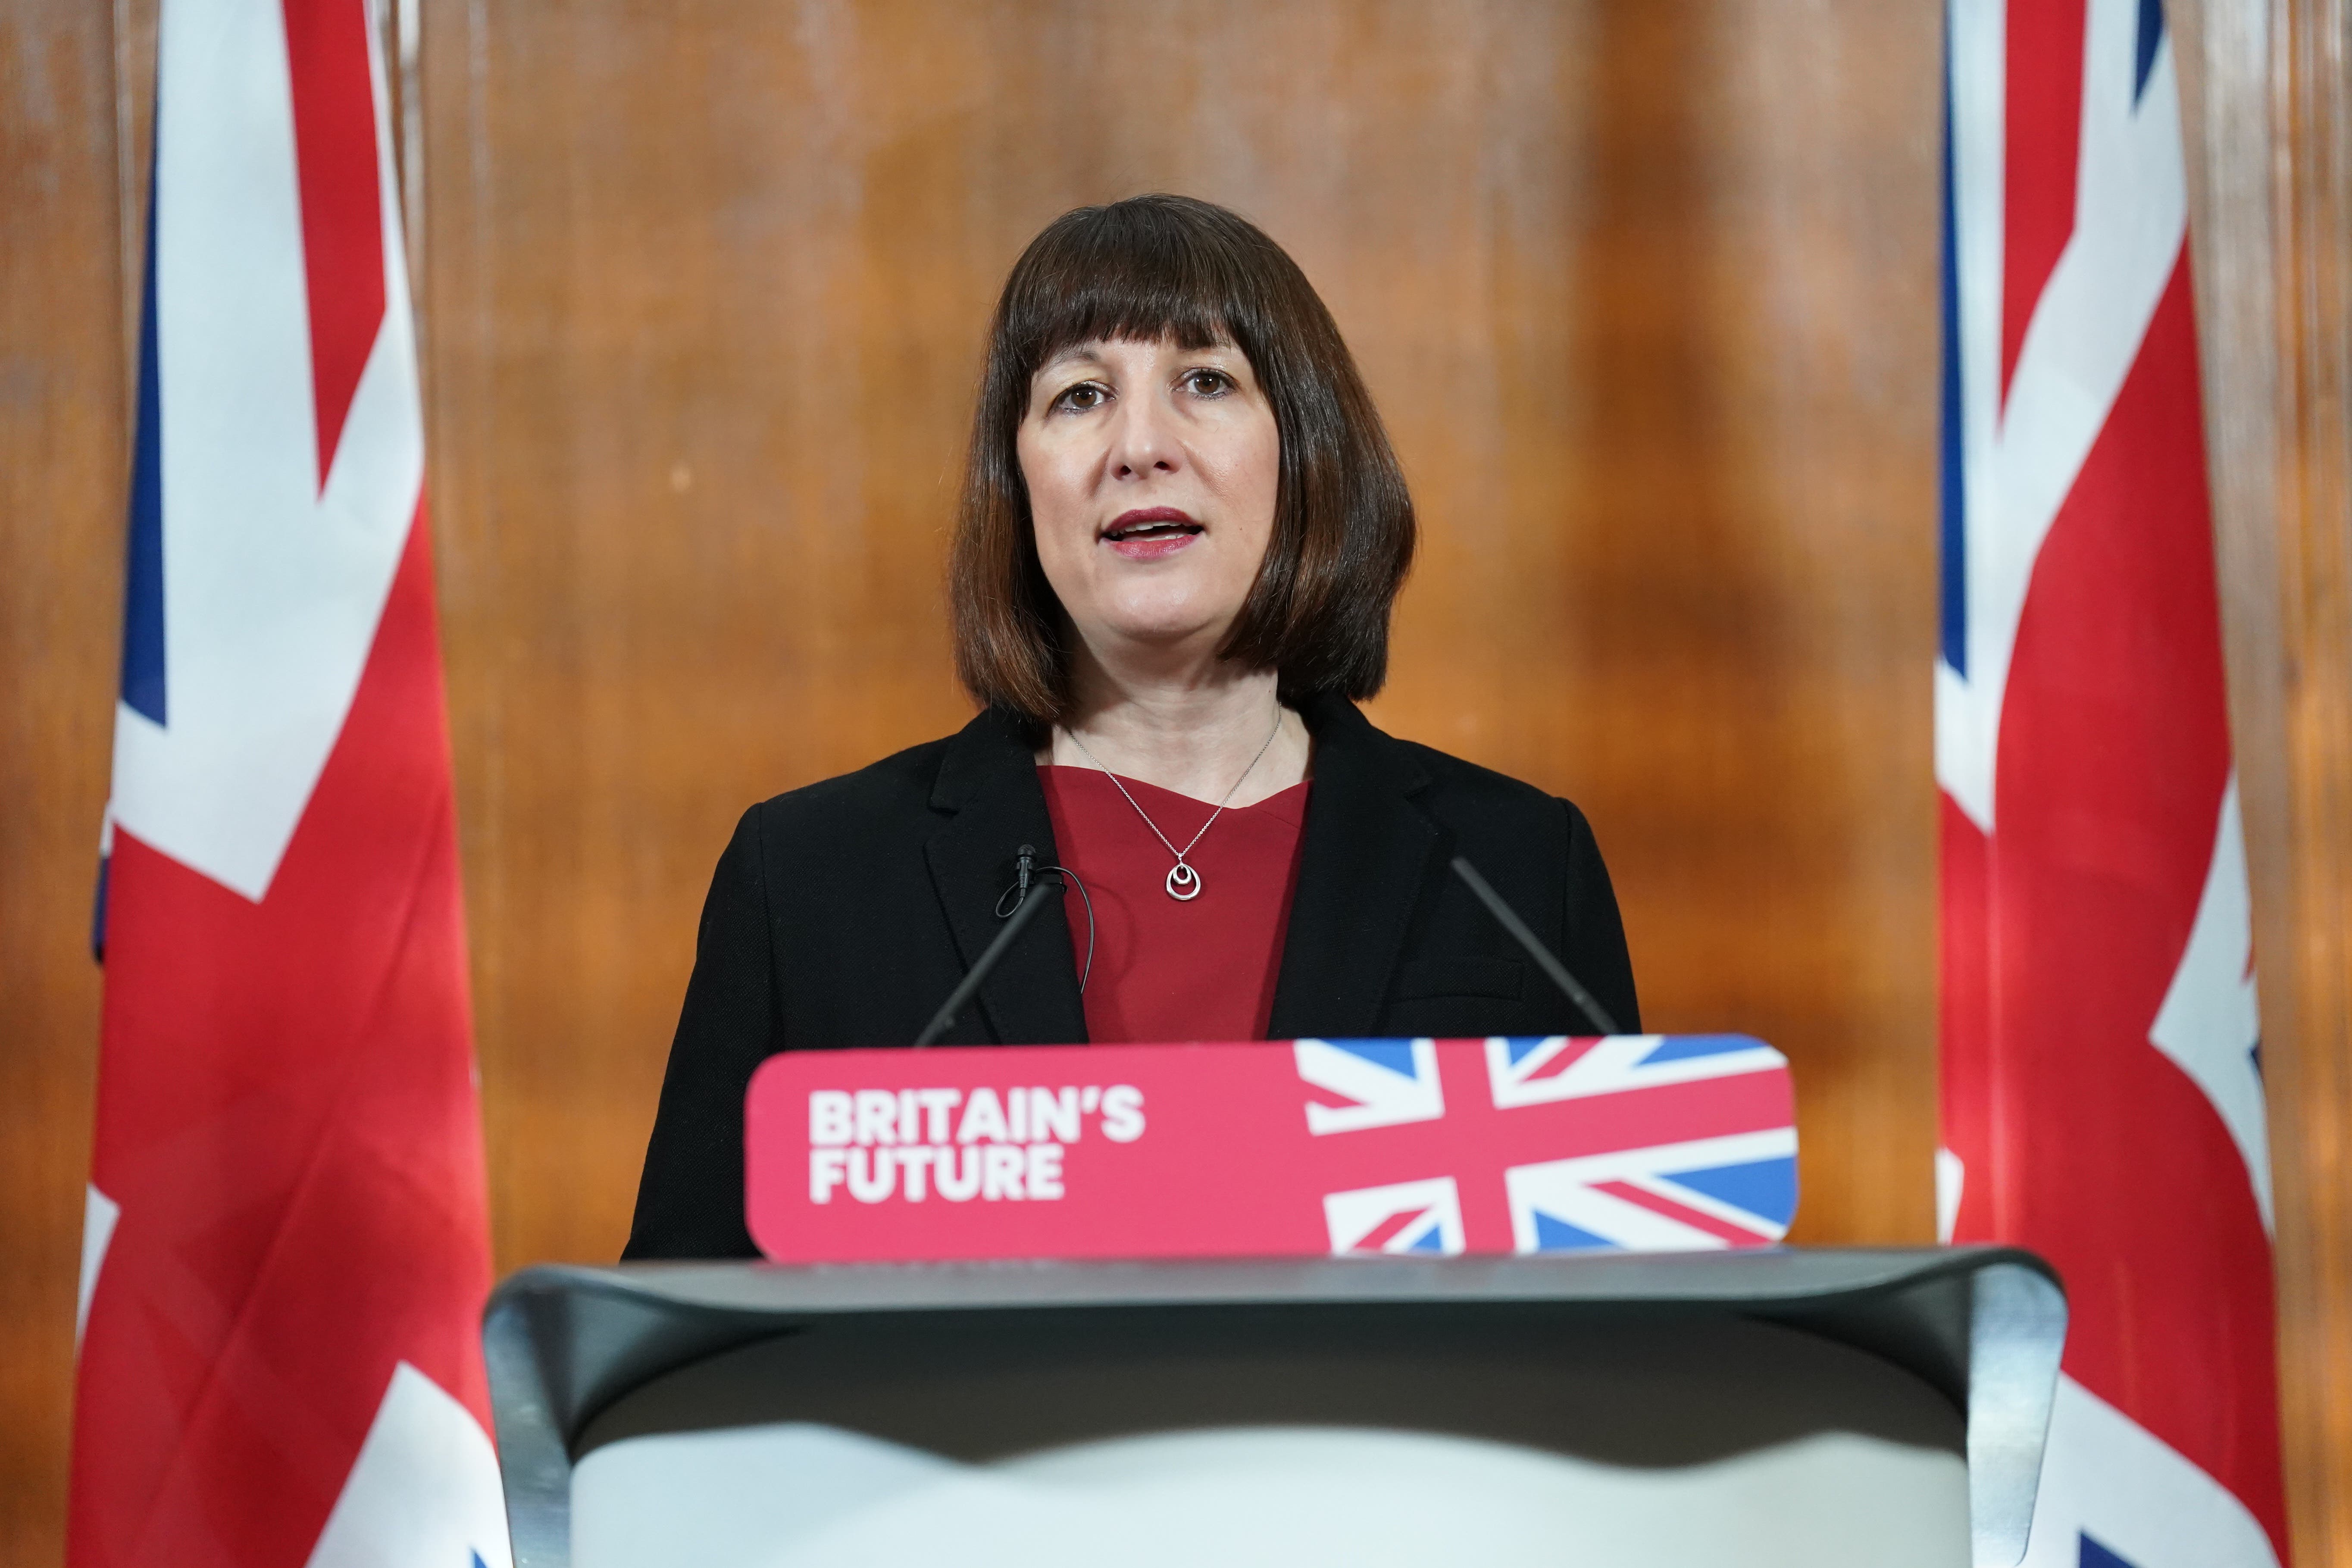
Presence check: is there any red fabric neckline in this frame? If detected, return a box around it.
[1038,766,1311,1043]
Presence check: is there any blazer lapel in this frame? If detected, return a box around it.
[923,708,1090,1046]
[1266,695,1442,1040]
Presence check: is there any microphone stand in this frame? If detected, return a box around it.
[1450,856,1622,1035]
[912,877,1062,1047]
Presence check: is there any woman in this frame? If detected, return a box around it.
[625,194,1638,1259]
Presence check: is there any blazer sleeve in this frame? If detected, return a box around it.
[622,807,777,1259]
[1561,798,1641,1034]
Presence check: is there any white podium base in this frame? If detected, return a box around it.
[576,1421,1966,1568]
[487,1252,2064,1567]
[571,1311,1969,1568]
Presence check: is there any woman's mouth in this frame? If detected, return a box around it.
[1101,507,1204,560]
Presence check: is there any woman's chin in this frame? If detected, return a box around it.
[1080,604,1242,661]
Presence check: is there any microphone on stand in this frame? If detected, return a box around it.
[913,847,1063,1048]
[1449,856,1622,1035]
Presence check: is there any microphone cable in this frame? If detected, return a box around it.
[997,844,1096,994]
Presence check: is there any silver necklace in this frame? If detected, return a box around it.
[1063,708,1285,901]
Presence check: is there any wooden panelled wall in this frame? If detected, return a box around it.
[2174,1,2352,1559]
[425,0,1948,1259]
[3,2,2348,1564]
[1,3,129,1565]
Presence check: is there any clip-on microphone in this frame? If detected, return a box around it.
[1450,856,1622,1035]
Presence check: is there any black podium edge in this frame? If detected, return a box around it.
[482,1246,2064,1568]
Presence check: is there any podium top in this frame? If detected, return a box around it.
[485,1246,2063,1568]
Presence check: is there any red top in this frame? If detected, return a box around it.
[1038,766,1312,1043]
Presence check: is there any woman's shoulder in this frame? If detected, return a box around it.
[1314,695,1586,825]
[750,734,952,825]
[707,738,954,899]
[1391,739,1601,870]
[1393,735,1573,811]
[732,706,1028,845]
[1301,698,1603,890]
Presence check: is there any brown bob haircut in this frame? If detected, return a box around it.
[950,194,1415,729]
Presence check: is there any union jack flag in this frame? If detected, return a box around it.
[71,3,505,1566]
[1295,1037,1797,1257]
[1939,0,2287,1563]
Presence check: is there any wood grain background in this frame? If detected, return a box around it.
[420,0,1946,1269]
[3,1,2344,1563]
[2,3,131,1564]
[2174,1,2352,1557]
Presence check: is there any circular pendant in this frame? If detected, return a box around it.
[1166,861,1202,901]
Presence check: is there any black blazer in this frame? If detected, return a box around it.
[623,692,1639,1259]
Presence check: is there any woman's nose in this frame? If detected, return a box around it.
[1108,397,1180,479]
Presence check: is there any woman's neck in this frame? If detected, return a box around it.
[1043,648,1311,806]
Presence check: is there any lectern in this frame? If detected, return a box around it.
[484,1246,2063,1568]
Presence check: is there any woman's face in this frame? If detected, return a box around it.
[1017,336,1281,669]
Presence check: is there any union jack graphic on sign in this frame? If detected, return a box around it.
[1300,1036,1797,1258]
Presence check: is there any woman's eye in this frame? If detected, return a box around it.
[1053,383,1107,413]
[1182,369,1233,397]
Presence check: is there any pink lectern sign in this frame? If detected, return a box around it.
[745,1036,1796,1264]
